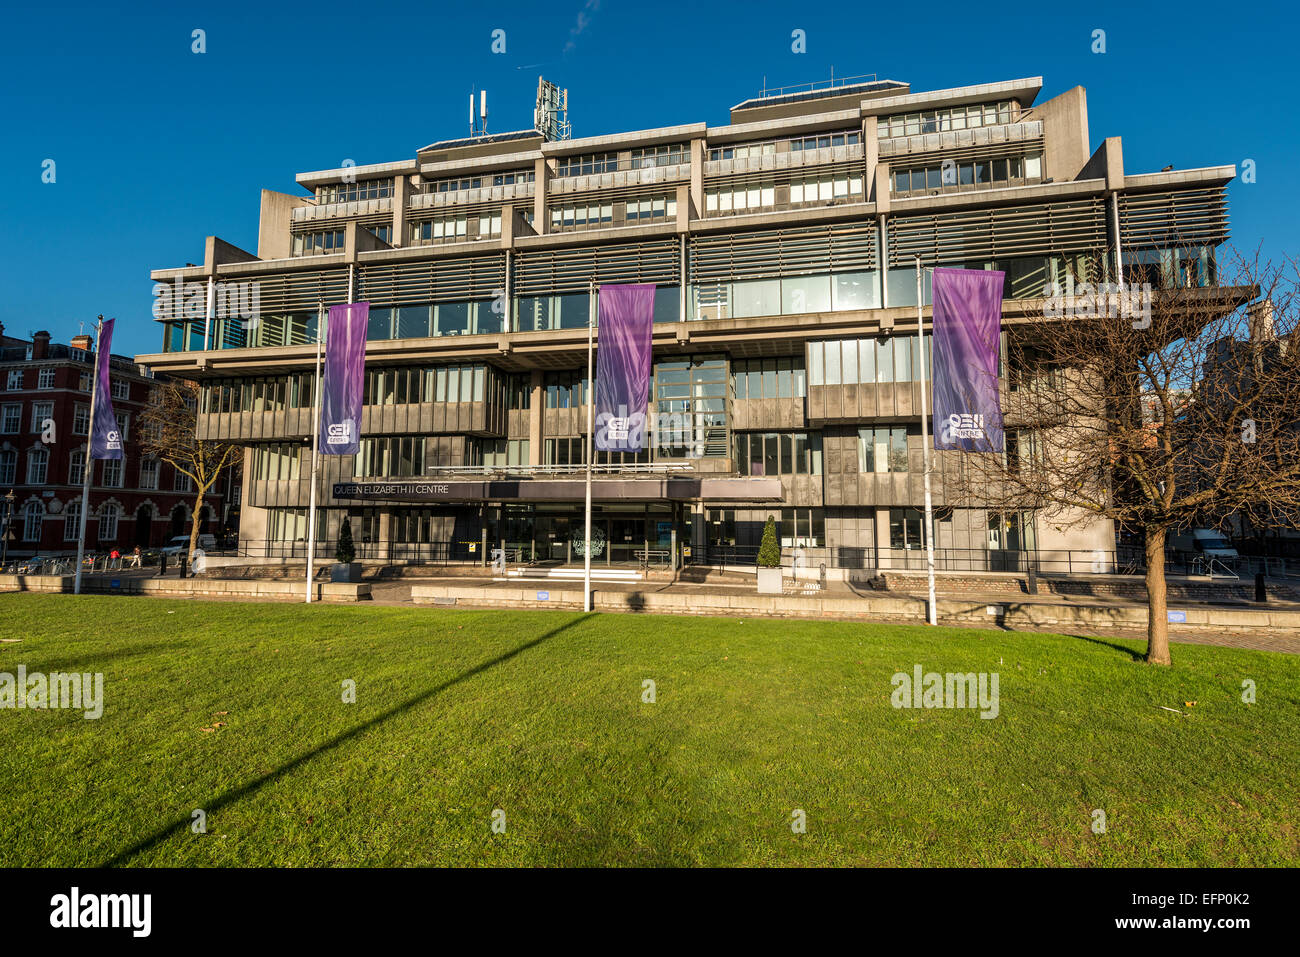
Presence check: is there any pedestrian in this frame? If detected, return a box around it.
[128,546,142,569]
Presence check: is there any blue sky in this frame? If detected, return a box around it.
[2,0,1295,358]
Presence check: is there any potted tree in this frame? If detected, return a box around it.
[331,519,362,583]
[756,515,783,594]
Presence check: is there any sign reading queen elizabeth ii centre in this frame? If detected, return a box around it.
[319,302,369,456]
[594,283,656,453]
[931,267,1006,453]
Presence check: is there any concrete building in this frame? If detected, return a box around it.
[0,325,231,558]
[136,74,1234,571]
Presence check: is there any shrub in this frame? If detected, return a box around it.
[335,519,356,564]
[756,515,781,568]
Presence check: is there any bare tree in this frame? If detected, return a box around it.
[953,250,1300,665]
[138,378,240,562]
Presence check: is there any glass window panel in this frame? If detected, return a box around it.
[396,306,429,338]
[842,339,858,384]
[824,340,841,385]
[877,338,894,382]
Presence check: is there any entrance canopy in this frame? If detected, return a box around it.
[332,476,782,504]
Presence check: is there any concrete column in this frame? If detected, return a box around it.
[689,137,705,218]
[528,370,544,466]
[533,157,549,235]
[378,512,393,561]
[862,115,879,202]
[391,175,409,247]
[874,506,891,569]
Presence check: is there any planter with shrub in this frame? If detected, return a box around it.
[756,515,783,594]
[331,520,362,583]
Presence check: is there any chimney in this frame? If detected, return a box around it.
[70,334,93,352]
[32,331,51,360]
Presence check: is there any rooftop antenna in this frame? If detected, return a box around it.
[534,76,571,141]
[480,89,488,136]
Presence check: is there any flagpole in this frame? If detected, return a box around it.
[73,316,103,595]
[583,281,595,613]
[916,257,937,626]
[305,301,325,604]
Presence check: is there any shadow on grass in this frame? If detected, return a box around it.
[100,613,594,867]
[1063,633,1147,662]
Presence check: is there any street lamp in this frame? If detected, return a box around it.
[1,489,14,566]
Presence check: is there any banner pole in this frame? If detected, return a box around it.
[305,302,325,603]
[73,316,103,595]
[584,282,595,612]
[916,258,937,626]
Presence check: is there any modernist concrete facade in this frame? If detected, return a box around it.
[136,75,1234,570]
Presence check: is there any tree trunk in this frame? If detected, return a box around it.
[1144,526,1171,666]
[188,488,205,562]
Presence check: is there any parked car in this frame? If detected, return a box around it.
[160,534,216,556]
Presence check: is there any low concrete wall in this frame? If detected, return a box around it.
[409,583,1300,634]
[0,574,370,602]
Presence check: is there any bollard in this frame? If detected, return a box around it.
[1255,572,1267,603]
[157,552,167,578]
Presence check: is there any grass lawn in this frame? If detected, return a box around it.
[0,594,1296,867]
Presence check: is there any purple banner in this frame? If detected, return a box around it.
[319,302,369,455]
[594,283,656,453]
[932,267,1005,453]
[89,318,122,459]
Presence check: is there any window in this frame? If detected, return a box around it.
[174,469,193,492]
[22,501,43,540]
[6,370,22,390]
[78,372,92,392]
[734,432,822,476]
[548,202,612,231]
[858,427,911,473]
[316,178,394,204]
[629,144,687,168]
[71,404,89,435]
[30,401,52,433]
[368,225,393,244]
[1,404,19,434]
[114,412,129,442]
[111,379,130,400]
[879,101,1016,139]
[290,229,345,257]
[139,457,160,490]
[26,447,48,484]
[0,449,14,484]
[808,336,929,385]
[68,449,85,485]
[38,368,56,389]
[889,507,926,549]
[891,150,1043,196]
[102,458,123,488]
[98,503,120,541]
[731,358,806,399]
[556,152,618,177]
[64,501,81,541]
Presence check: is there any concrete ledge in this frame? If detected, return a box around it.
[0,575,370,602]
[408,583,1300,637]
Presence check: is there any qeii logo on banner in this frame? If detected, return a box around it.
[945,413,986,441]
[105,429,122,452]
[326,419,355,445]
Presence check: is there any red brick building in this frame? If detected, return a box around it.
[0,324,239,558]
